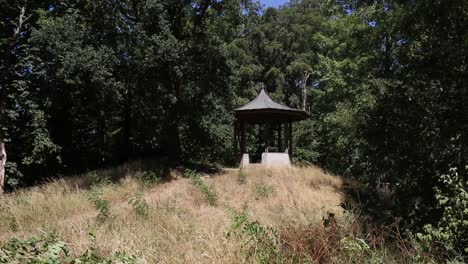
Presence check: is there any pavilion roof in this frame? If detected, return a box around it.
[234,89,308,122]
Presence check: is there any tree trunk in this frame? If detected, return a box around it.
[0,1,28,194]
[166,120,181,162]
[301,72,311,111]
[0,142,6,194]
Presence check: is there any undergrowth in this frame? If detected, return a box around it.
[127,192,149,218]
[254,183,274,199]
[226,206,438,263]
[140,171,162,188]
[237,169,246,184]
[86,191,111,223]
[185,169,218,206]
[0,233,138,263]
[227,206,281,264]
[90,173,113,187]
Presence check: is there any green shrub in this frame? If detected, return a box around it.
[254,183,274,199]
[340,236,373,261]
[86,191,111,222]
[0,233,138,263]
[127,192,149,218]
[0,234,68,263]
[185,169,218,206]
[417,167,468,256]
[237,169,246,184]
[90,173,112,187]
[140,171,162,188]
[227,207,281,263]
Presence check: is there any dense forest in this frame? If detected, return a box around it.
[0,0,467,258]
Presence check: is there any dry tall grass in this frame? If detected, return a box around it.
[0,164,347,263]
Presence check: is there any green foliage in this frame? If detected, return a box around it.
[127,192,149,218]
[90,173,112,188]
[0,233,138,263]
[236,169,247,184]
[417,167,468,256]
[340,236,372,258]
[5,162,22,188]
[0,234,68,263]
[86,191,111,222]
[185,169,218,206]
[227,207,281,263]
[140,171,162,188]
[253,183,274,199]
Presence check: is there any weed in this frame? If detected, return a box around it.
[0,233,138,263]
[237,169,246,184]
[254,183,274,199]
[186,169,218,206]
[140,171,162,188]
[90,172,112,187]
[86,191,111,222]
[227,206,281,263]
[128,192,149,218]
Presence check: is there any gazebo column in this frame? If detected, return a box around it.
[288,121,293,158]
[265,123,272,150]
[277,123,282,152]
[240,121,246,154]
[258,123,263,152]
[233,120,238,157]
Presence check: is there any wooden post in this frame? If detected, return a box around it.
[258,123,263,152]
[277,123,282,152]
[265,123,271,150]
[288,121,293,158]
[0,142,6,194]
[240,121,246,154]
[233,120,238,158]
[283,122,287,152]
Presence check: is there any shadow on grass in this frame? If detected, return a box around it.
[61,157,226,191]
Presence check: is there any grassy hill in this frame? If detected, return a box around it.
[0,163,435,263]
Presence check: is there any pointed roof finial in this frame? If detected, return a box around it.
[259,82,266,92]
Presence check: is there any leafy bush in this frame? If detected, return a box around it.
[227,207,281,263]
[5,162,22,189]
[417,167,468,256]
[237,169,246,184]
[140,171,162,188]
[86,191,111,222]
[0,234,68,263]
[185,169,218,206]
[0,233,138,263]
[127,192,149,218]
[253,183,274,199]
[90,173,112,187]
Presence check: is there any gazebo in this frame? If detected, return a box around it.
[233,89,308,167]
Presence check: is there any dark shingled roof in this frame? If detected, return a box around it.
[235,89,308,122]
[235,89,295,111]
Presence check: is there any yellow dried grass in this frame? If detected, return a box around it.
[0,164,345,263]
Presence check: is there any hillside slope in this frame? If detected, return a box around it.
[0,164,347,262]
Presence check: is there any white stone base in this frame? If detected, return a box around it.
[239,152,291,168]
[261,152,291,167]
[239,153,250,168]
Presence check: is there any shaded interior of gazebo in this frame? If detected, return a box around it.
[233,89,308,166]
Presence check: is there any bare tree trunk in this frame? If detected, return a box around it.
[13,3,28,38]
[0,1,28,194]
[0,143,6,194]
[301,72,311,111]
